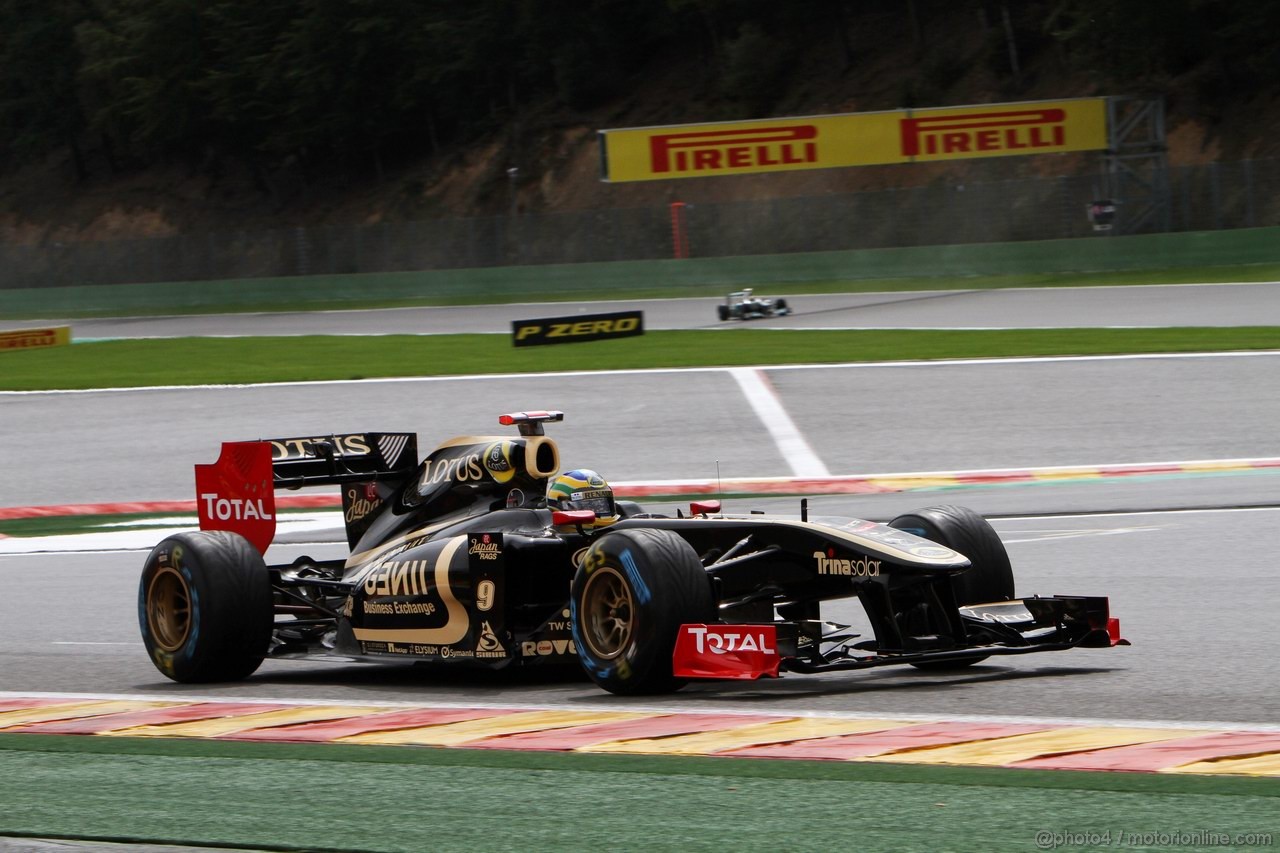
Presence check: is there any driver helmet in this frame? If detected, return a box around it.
[547,469,618,527]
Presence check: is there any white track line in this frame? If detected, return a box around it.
[625,456,1280,486]
[999,506,1280,521]
[50,642,133,646]
[8,506,1276,558]
[730,367,830,478]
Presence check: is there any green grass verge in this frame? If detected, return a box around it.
[0,508,337,536]
[0,512,189,538]
[5,327,1280,391]
[1,734,1275,853]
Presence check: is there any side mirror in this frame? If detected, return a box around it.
[690,500,721,516]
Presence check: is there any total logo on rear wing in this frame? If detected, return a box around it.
[195,432,419,554]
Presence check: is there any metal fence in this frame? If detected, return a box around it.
[3,158,1278,290]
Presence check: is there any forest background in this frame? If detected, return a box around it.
[2,0,1277,245]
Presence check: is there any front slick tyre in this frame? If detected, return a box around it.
[571,528,713,695]
[888,504,1014,671]
[139,530,273,683]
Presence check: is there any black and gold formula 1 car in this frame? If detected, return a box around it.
[139,411,1126,695]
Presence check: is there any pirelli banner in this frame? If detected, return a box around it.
[599,98,1108,182]
[0,326,72,352]
[512,310,644,347]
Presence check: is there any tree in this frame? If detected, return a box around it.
[0,0,88,176]
[77,0,215,162]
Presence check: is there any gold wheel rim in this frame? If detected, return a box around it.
[580,566,633,661]
[147,566,192,652]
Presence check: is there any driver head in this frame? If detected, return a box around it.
[546,469,618,527]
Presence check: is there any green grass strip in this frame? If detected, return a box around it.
[0,508,332,537]
[0,512,190,538]
[1,734,1276,852]
[4,327,1280,391]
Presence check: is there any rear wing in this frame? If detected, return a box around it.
[267,433,418,488]
[195,432,419,554]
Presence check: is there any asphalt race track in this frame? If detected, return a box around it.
[4,506,1279,727]
[9,280,1280,338]
[5,353,1279,509]
[2,285,1279,730]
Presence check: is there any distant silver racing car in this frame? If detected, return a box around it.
[718,288,792,321]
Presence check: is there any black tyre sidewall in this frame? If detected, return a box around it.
[889,505,1014,670]
[139,530,273,682]
[571,528,713,695]
[888,504,1014,605]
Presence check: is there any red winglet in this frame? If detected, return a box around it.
[194,441,276,554]
[672,624,781,680]
[690,499,721,516]
[552,509,596,527]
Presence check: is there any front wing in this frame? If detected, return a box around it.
[673,595,1126,680]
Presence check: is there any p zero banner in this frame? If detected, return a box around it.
[511,310,644,347]
[0,326,71,352]
[599,98,1108,182]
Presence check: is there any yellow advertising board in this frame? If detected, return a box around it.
[599,98,1108,182]
[0,326,72,352]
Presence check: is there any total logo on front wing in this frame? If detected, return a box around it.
[672,624,781,680]
[683,625,776,655]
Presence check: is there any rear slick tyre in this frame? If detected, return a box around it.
[571,528,714,695]
[139,530,273,683]
[888,504,1014,670]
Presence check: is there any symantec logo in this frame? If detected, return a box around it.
[649,125,818,173]
[900,108,1068,157]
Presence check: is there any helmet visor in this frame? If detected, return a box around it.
[565,488,614,518]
